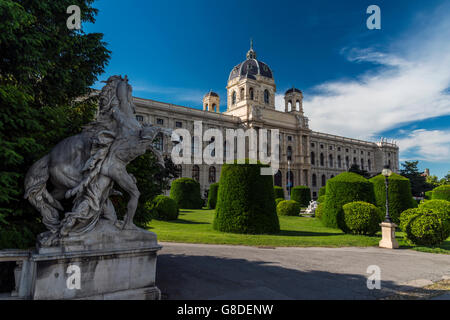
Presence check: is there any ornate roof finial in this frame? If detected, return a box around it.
[246,38,257,60]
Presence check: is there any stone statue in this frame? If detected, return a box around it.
[24,75,175,247]
[304,200,318,216]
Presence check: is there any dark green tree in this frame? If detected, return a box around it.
[399,161,430,197]
[111,154,178,228]
[0,0,110,248]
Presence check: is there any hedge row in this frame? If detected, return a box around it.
[432,185,450,201]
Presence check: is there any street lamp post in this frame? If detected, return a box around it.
[379,165,399,249]
[382,166,393,223]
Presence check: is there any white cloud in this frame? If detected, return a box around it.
[275,8,450,139]
[396,129,450,162]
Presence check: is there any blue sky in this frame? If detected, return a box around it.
[85,0,450,178]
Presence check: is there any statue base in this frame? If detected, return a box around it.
[12,220,162,300]
[379,222,399,249]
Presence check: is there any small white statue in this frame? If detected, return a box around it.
[304,200,318,216]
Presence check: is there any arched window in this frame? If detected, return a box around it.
[264,89,269,104]
[320,153,324,166]
[353,157,357,164]
[209,167,216,183]
[240,88,245,100]
[212,104,217,112]
[312,174,317,187]
[338,155,342,168]
[310,152,315,165]
[330,175,334,179]
[288,100,292,112]
[287,146,293,161]
[321,174,326,187]
[360,158,364,170]
[204,104,208,110]
[329,154,333,168]
[274,170,282,187]
[232,91,236,105]
[345,156,350,168]
[249,88,254,100]
[296,100,300,111]
[153,132,163,151]
[192,165,200,181]
[368,159,372,171]
[210,137,215,157]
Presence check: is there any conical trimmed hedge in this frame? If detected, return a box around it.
[170,178,203,209]
[291,186,311,207]
[323,172,375,230]
[274,186,285,200]
[369,173,415,224]
[213,161,280,234]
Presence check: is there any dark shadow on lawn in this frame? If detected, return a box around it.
[277,230,343,237]
[156,253,419,300]
[167,219,209,225]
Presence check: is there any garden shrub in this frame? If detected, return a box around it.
[399,208,421,231]
[146,195,179,221]
[317,195,326,204]
[291,186,311,207]
[319,186,326,197]
[432,185,450,201]
[419,199,450,221]
[277,200,300,216]
[315,202,324,220]
[275,198,284,206]
[425,190,433,200]
[323,172,375,229]
[170,178,203,209]
[207,183,220,209]
[342,201,383,235]
[400,208,450,246]
[369,173,415,224]
[213,161,280,234]
[274,186,285,200]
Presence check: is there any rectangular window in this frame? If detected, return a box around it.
[287,136,292,141]
[136,115,144,122]
[175,121,182,128]
[157,118,164,125]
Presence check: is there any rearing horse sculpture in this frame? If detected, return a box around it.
[24,75,174,246]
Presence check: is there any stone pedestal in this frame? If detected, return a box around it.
[9,220,162,300]
[379,222,399,249]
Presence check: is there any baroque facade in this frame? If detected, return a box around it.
[133,44,399,199]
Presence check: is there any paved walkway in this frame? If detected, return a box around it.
[156,243,450,300]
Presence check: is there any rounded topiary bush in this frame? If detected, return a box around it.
[369,173,414,224]
[399,208,421,231]
[170,177,203,209]
[315,202,324,220]
[213,161,280,234]
[401,209,450,246]
[275,198,285,206]
[419,199,450,221]
[274,186,285,200]
[432,185,450,201]
[319,186,326,197]
[207,183,219,209]
[277,200,300,216]
[146,195,179,221]
[342,201,383,235]
[291,186,311,207]
[323,172,375,230]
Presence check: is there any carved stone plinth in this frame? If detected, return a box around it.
[5,220,162,300]
[379,222,399,249]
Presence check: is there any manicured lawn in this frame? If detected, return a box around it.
[148,209,450,254]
